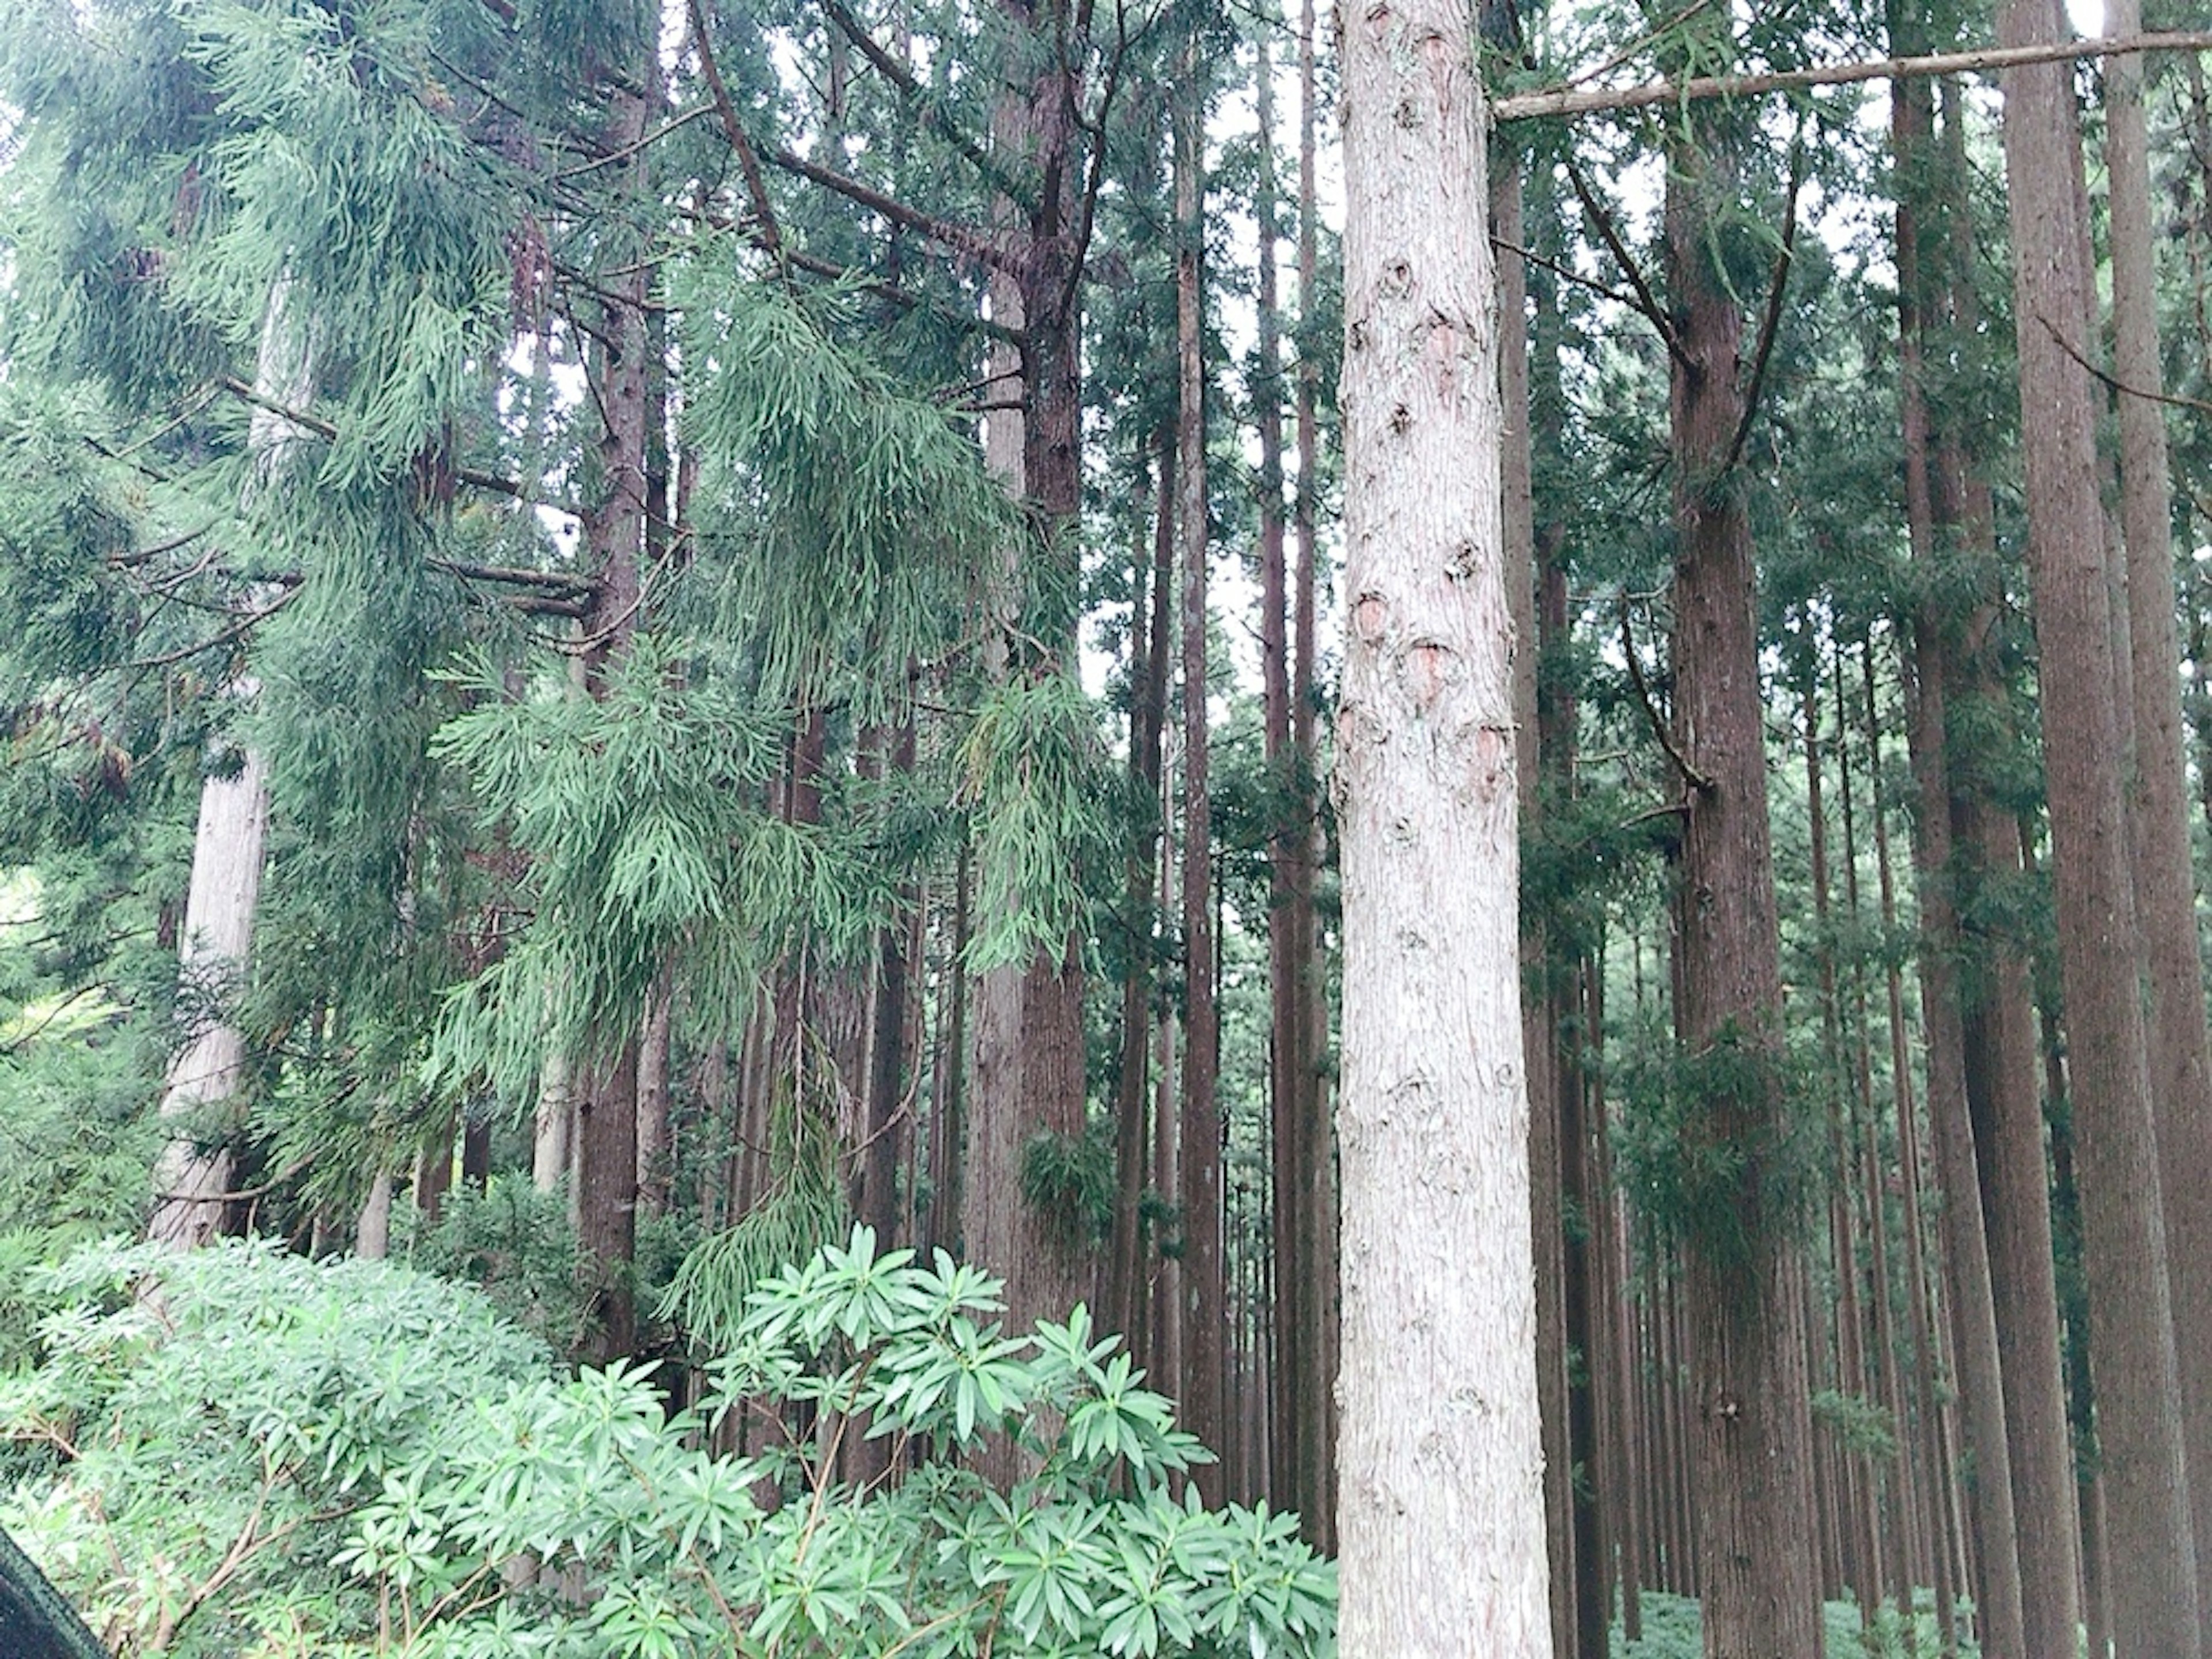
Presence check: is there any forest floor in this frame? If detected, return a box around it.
[1615,1592,1974,1658]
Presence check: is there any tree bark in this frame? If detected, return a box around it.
[2105,0,2212,1604]
[1173,33,1223,1491]
[572,66,653,1367]
[1334,0,1548,1641]
[1997,2,2203,1648]
[1657,29,1821,1650]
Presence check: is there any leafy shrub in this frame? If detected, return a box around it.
[0,1238,551,1655]
[350,1226,1336,1656]
[3,1231,1335,1657]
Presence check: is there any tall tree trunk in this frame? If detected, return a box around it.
[1802,676,1888,1632]
[1284,0,1335,1550]
[965,0,1089,1340]
[1997,4,2203,1647]
[1335,0,1547,1641]
[147,282,309,1249]
[572,70,652,1367]
[1255,22,1298,1517]
[2105,0,2212,1602]
[1173,36,1223,1490]
[1931,73,2086,1657]
[1662,40,1821,1655]
[1493,108,1572,1659]
[1109,438,1174,1355]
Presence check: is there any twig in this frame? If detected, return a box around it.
[1563,155,1688,370]
[1620,594,1713,796]
[1490,234,1646,313]
[2044,316,2212,418]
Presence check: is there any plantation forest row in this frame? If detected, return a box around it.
[2,0,2211,1654]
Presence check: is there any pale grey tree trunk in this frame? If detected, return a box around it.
[147,747,272,1247]
[147,282,311,1249]
[1334,0,1548,1644]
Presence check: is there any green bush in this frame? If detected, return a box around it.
[0,1238,552,1655]
[3,1230,1336,1657]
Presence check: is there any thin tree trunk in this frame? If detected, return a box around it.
[147,281,308,1250]
[1256,22,1299,1517]
[636,967,675,1222]
[1173,35,1223,1492]
[1495,116,1573,1659]
[1287,0,1336,1553]
[572,67,652,1367]
[1334,0,1547,1637]
[1997,5,2204,1647]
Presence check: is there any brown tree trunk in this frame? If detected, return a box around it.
[1282,0,1335,1550]
[1997,4,2204,1649]
[572,68,653,1367]
[1932,73,2086,1659]
[1109,438,1173,1357]
[1661,43,1821,1654]
[964,0,1089,1343]
[1334,0,1548,1637]
[1173,35,1223,1490]
[1256,22,1298,1520]
[2105,0,2212,1603]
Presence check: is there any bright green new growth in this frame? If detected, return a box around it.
[2,1230,1336,1657]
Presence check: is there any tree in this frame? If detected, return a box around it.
[1996,1,2203,1650]
[1334,0,1548,1642]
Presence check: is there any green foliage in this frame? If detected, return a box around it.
[1612,1018,1825,1272]
[0,1238,551,1656]
[956,671,1114,974]
[1021,1121,1116,1249]
[1615,1590,1979,1659]
[662,1088,846,1354]
[1809,1388,1898,1462]
[397,1177,593,1355]
[3,1230,1335,1656]
[348,1226,1335,1657]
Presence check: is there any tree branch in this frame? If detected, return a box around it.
[1490,234,1647,314]
[1563,155,1688,370]
[1724,133,1804,475]
[1620,595,1713,796]
[814,0,1025,205]
[1494,29,2212,122]
[218,378,537,503]
[2044,315,2212,418]
[765,144,1019,276]
[689,0,787,266]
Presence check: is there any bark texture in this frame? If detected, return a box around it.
[1662,66,1821,1659]
[2105,0,2212,1603]
[1997,3,2203,1649]
[1335,0,1548,1644]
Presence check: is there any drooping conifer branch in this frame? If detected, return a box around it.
[216,377,545,506]
[1494,29,2212,122]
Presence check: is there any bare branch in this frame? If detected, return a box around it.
[1563,156,1688,370]
[1620,594,1714,796]
[1494,29,2212,122]
[1724,132,1805,475]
